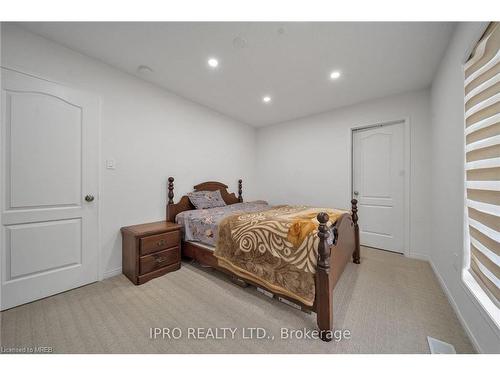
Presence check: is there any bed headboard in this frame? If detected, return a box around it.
[166,177,243,222]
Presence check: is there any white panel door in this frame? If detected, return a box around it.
[1,68,99,310]
[352,122,406,253]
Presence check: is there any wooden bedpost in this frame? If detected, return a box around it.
[351,199,360,264]
[316,212,333,342]
[168,177,175,204]
[238,179,243,202]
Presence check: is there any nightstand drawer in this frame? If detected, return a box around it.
[137,262,181,285]
[140,231,180,255]
[140,247,180,274]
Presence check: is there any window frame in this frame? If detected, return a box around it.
[461,21,500,332]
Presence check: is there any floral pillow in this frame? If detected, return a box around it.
[187,190,227,209]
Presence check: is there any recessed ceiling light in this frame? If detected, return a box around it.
[207,58,219,68]
[330,71,341,80]
[262,96,272,103]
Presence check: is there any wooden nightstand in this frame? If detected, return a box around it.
[121,221,182,285]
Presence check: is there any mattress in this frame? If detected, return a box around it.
[175,200,270,247]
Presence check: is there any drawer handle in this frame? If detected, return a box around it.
[154,256,167,264]
[156,239,166,247]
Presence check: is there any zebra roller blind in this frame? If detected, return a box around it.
[464,22,500,306]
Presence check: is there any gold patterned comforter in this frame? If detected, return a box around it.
[214,205,346,306]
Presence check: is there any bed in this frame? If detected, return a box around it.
[166,177,360,342]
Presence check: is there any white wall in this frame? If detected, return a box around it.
[1,24,257,278]
[430,22,500,353]
[256,89,432,259]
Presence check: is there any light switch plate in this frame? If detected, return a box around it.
[106,159,116,169]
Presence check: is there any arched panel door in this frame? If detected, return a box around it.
[352,122,406,253]
[1,68,100,309]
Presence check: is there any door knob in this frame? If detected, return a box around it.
[85,195,95,202]
[353,191,359,196]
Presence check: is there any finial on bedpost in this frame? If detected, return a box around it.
[316,212,333,342]
[351,199,358,224]
[317,212,331,270]
[168,177,175,204]
[238,179,243,202]
[351,199,360,264]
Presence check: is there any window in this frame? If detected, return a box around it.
[464,22,500,320]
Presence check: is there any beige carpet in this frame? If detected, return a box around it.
[0,247,474,353]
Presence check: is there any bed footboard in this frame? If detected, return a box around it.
[315,199,360,342]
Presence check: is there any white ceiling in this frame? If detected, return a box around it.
[18,22,455,127]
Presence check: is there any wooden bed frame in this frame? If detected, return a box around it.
[166,177,360,342]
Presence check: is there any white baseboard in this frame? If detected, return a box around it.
[428,259,483,353]
[408,252,429,261]
[103,267,122,279]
